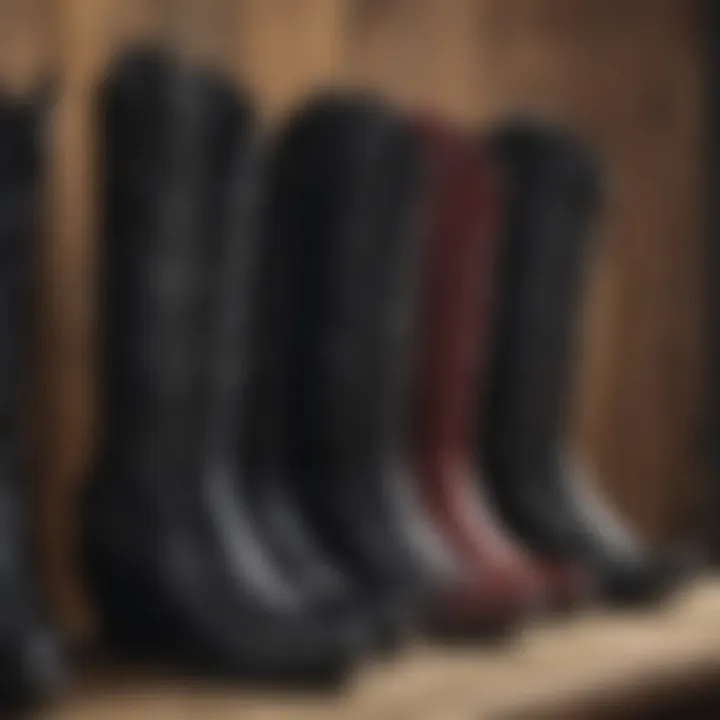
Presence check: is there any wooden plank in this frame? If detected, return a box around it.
[36,579,720,719]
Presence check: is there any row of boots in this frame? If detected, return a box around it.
[0,47,693,710]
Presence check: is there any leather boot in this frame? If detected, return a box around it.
[265,92,437,649]
[480,118,688,605]
[238,116,362,622]
[0,88,67,712]
[83,49,364,683]
[410,120,545,637]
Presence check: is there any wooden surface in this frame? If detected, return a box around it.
[36,577,720,720]
[15,0,708,641]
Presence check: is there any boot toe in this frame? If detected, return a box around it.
[601,553,692,606]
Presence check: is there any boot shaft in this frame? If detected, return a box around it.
[482,121,601,472]
[411,121,502,459]
[270,95,426,482]
[100,49,255,494]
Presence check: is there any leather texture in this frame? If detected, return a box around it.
[266,92,435,647]
[481,118,687,605]
[0,91,67,711]
[83,49,365,682]
[239,104,363,619]
[411,120,544,635]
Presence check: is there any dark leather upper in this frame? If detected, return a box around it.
[481,119,684,602]
[262,93,433,635]
[410,120,542,628]
[86,50,365,679]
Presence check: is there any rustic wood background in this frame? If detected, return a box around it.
[1,0,706,642]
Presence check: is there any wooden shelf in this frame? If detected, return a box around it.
[38,578,720,719]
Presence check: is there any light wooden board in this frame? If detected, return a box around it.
[36,577,720,720]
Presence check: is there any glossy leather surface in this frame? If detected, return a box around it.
[411,121,543,634]
[266,93,434,645]
[84,50,365,682]
[481,119,686,605]
[239,108,361,616]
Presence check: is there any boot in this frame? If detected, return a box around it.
[0,87,66,712]
[410,119,545,638]
[263,92,436,649]
[480,118,687,605]
[83,49,363,683]
[238,116,362,620]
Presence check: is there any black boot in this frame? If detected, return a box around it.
[238,103,358,616]
[480,119,689,605]
[0,91,66,710]
[83,49,364,683]
[256,92,437,649]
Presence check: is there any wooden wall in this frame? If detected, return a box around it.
[14,0,707,641]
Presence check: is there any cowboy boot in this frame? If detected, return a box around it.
[481,118,687,605]
[267,92,435,648]
[410,120,546,637]
[83,49,364,683]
